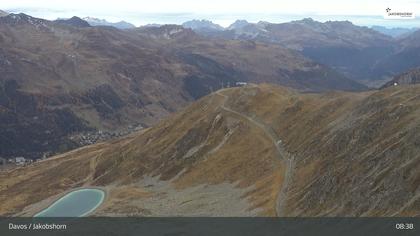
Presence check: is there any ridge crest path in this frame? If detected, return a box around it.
[215,89,295,217]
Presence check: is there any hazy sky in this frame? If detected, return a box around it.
[2,0,420,27]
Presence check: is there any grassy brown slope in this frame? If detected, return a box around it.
[225,84,420,216]
[0,89,284,216]
[2,84,420,216]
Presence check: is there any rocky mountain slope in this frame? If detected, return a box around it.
[199,18,396,81]
[134,25,366,92]
[182,19,224,33]
[54,16,91,27]
[0,14,189,158]
[382,67,420,88]
[200,19,420,84]
[1,84,419,217]
[0,13,364,159]
[371,26,418,38]
[0,10,8,17]
[83,17,135,29]
[398,29,420,48]
[372,30,420,78]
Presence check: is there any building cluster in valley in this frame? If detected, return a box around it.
[70,124,144,146]
[0,156,38,170]
[223,81,248,88]
[0,124,144,171]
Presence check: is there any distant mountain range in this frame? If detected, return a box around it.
[227,19,250,30]
[0,13,364,159]
[54,16,90,27]
[54,16,136,29]
[83,17,135,29]
[371,30,420,79]
[2,12,420,160]
[0,9,8,17]
[182,19,224,32]
[184,18,420,83]
[371,25,418,38]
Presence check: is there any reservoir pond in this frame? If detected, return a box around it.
[35,188,105,217]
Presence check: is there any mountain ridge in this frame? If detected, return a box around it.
[0,14,365,159]
[0,9,8,17]
[382,67,420,88]
[83,17,135,29]
[183,18,410,82]
[1,84,420,216]
[182,19,224,32]
[371,25,418,38]
[54,16,90,27]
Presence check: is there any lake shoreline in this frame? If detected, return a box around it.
[34,187,107,217]
[15,186,108,217]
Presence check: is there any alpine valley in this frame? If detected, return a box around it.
[1,11,420,217]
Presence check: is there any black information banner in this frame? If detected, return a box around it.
[1,217,419,236]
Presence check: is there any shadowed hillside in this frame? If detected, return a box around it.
[381,67,420,88]
[373,31,420,79]
[197,18,396,81]
[0,13,365,159]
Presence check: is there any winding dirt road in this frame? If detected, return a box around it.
[216,89,295,217]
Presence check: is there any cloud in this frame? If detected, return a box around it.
[2,0,419,27]
[3,0,419,15]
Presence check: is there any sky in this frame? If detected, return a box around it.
[1,0,420,27]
